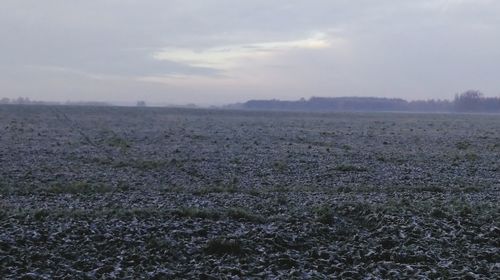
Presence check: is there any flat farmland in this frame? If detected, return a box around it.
[1,105,499,279]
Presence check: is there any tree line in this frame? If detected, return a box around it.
[241,90,500,113]
[0,97,109,107]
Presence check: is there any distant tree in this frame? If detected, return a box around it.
[136,100,147,107]
[454,90,483,112]
[14,97,31,104]
[0,97,10,104]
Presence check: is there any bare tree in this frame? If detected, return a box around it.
[454,90,483,112]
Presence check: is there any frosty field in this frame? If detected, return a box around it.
[0,105,499,279]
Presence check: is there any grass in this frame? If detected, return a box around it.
[465,153,479,161]
[33,209,51,220]
[44,182,114,194]
[336,186,354,193]
[342,144,352,150]
[11,197,496,223]
[227,207,265,223]
[173,207,265,223]
[204,238,243,256]
[192,184,238,196]
[413,185,446,193]
[112,159,168,170]
[430,207,449,219]
[27,207,173,221]
[459,186,484,193]
[0,204,8,220]
[313,204,335,224]
[0,182,14,195]
[324,184,489,194]
[107,136,131,149]
[276,195,288,205]
[273,160,288,172]
[132,160,167,170]
[246,188,262,197]
[173,207,222,220]
[455,140,471,150]
[334,164,368,172]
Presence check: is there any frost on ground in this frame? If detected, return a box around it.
[0,105,499,279]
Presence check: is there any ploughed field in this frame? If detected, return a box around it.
[0,105,499,279]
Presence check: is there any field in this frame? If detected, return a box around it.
[1,105,499,279]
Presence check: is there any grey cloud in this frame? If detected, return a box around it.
[1,0,499,104]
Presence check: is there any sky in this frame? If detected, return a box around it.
[1,0,499,105]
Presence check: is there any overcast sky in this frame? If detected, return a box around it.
[1,0,499,105]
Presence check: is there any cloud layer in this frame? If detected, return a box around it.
[1,0,499,104]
